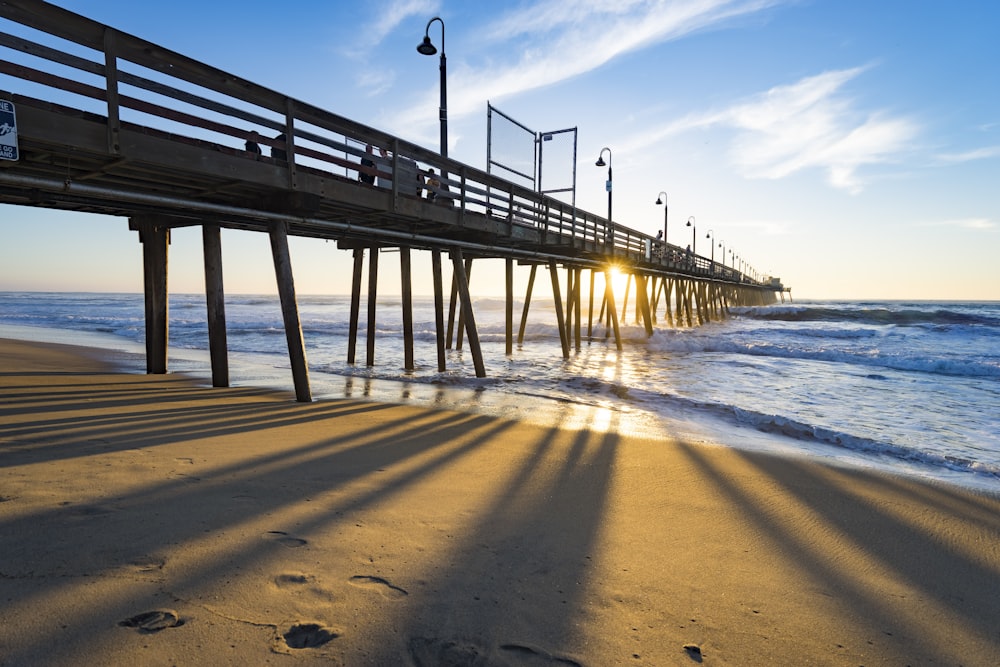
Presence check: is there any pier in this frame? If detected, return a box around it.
[0,1,789,402]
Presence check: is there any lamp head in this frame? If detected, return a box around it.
[417,36,437,55]
[595,157,606,167]
[686,220,692,227]
[655,196,663,205]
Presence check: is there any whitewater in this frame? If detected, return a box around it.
[1,292,998,494]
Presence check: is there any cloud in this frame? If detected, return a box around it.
[721,68,918,192]
[922,217,996,230]
[937,145,1000,163]
[380,0,786,136]
[629,67,919,193]
[359,0,440,51]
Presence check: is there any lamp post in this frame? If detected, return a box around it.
[596,148,613,250]
[717,240,726,275]
[686,216,696,255]
[705,229,715,274]
[417,17,447,160]
[655,191,668,246]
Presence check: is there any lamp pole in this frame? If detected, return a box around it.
[596,148,613,251]
[417,17,447,159]
[686,216,696,255]
[655,191,668,245]
[705,229,715,274]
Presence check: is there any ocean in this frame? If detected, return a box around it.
[1,292,998,494]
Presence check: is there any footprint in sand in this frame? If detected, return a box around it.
[263,530,308,548]
[349,575,408,599]
[500,643,583,666]
[274,573,312,587]
[282,622,338,649]
[126,555,166,573]
[119,610,184,633]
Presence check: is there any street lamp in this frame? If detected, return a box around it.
[596,147,613,250]
[655,191,668,245]
[686,216,696,255]
[417,17,447,159]
[705,229,715,274]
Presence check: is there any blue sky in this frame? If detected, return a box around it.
[1,0,998,299]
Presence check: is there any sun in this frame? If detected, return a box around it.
[607,264,631,297]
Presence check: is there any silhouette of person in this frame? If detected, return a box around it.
[245,131,262,157]
[424,168,440,201]
[359,144,376,184]
[271,132,287,161]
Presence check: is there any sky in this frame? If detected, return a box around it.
[1,0,998,300]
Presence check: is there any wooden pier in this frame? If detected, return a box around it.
[0,1,788,402]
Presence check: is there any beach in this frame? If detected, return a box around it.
[1,337,999,666]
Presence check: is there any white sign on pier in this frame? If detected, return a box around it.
[0,100,19,161]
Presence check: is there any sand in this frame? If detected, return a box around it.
[1,337,999,666]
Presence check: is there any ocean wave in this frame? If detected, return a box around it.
[647,331,1000,378]
[732,304,1000,328]
[612,383,1000,482]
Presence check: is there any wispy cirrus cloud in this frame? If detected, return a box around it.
[349,0,439,94]
[921,217,996,230]
[625,67,919,193]
[937,145,1000,164]
[722,68,918,192]
[381,0,786,138]
[358,0,440,50]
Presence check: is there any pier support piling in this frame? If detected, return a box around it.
[130,216,170,375]
[202,224,229,387]
[431,250,446,372]
[366,246,378,366]
[400,246,414,371]
[450,249,486,378]
[549,260,569,359]
[268,221,311,402]
[347,248,363,365]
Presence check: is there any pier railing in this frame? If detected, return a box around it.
[0,0,769,287]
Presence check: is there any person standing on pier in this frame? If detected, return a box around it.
[359,144,376,184]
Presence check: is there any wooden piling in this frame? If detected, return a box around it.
[366,246,378,366]
[400,245,414,371]
[603,268,623,351]
[450,249,486,378]
[517,264,537,346]
[202,224,229,387]
[573,267,582,350]
[506,258,514,356]
[431,249,446,372]
[636,273,654,337]
[347,248,363,364]
[268,221,311,402]
[131,217,169,375]
[549,260,569,359]
[588,269,596,340]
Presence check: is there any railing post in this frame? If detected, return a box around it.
[284,98,297,190]
[102,28,120,155]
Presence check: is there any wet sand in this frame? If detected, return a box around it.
[1,337,999,666]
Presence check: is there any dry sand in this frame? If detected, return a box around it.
[1,337,999,666]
